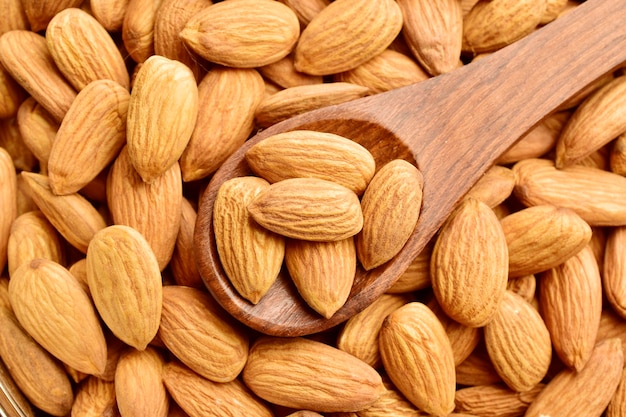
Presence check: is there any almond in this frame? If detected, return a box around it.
[610,132,626,176]
[357,159,423,270]
[90,0,129,32]
[247,177,363,242]
[604,226,626,319]
[0,0,29,35]
[507,274,537,304]
[430,197,508,327]
[357,378,425,417]
[0,147,16,273]
[86,224,163,350]
[70,376,118,417]
[464,165,515,208]
[8,258,107,376]
[158,285,249,383]
[16,97,59,171]
[180,67,265,182]
[0,117,37,172]
[607,367,626,417]
[48,79,129,195]
[455,347,502,387]
[428,298,481,366]
[20,0,83,32]
[169,197,203,289]
[122,0,162,63]
[379,302,456,417]
[454,383,544,417]
[46,7,130,91]
[258,54,324,89]
[386,239,434,293]
[243,336,383,412]
[126,54,198,183]
[295,0,403,76]
[277,0,329,26]
[245,130,376,195]
[539,245,602,371]
[213,176,285,304]
[180,0,300,68]
[0,64,26,119]
[0,30,77,122]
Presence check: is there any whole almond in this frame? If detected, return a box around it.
[610,132,626,176]
[0,148,16,273]
[86,225,163,350]
[455,348,502,387]
[163,361,274,417]
[247,177,363,242]
[213,176,285,304]
[180,67,265,182]
[337,293,413,369]
[258,54,324,89]
[604,226,626,319]
[539,245,602,371]
[16,97,59,170]
[8,258,107,375]
[454,383,544,417]
[246,130,376,196]
[524,338,623,417]
[126,54,198,183]
[464,165,515,208]
[20,172,107,253]
[431,197,508,327]
[254,82,370,128]
[285,237,356,318]
[20,0,82,32]
[0,30,77,122]
[501,204,592,277]
[357,159,423,270]
[0,0,29,35]
[180,0,300,68]
[159,285,249,383]
[243,336,383,412]
[379,302,456,417]
[7,210,64,277]
[70,376,117,417]
[428,298,481,366]
[513,158,626,226]
[277,0,329,26]
[48,79,129,195]
[507,274,537,304]
[0,64,26,119]
[357,378,425,417]
[397,0,464,75]
[90,0,129,31]
[122,0,162,63]
[115,347,169,417]
[294,0,403,75]
[0,278,74,417]
[387,240,434,293]
[107,145,183,271]
[484,291,552,392]
[169,197,204,288]
[46,7,130,91]
[0,117,37,172]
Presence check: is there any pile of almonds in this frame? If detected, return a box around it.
[1,0,626,416]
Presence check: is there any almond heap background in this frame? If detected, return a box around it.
[2,0,626,416]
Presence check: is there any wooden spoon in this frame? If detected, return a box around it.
[194,0,626,337]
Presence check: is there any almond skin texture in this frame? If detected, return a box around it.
[484,291,552,392]
[294,0,403,75]
[430,197,509,327]
[48,79,129,195]
[213,176,285,304]
[122,0,162,63]
[243,336,383,412]
[464,165,515,208]
[0,64,26,119]
[0,148,16,273]
[180,0,300,68]
[21,0,82,32]
[158,286,249,383]
[169,197,203,288]
[86,225,163,350]
[604,226,626,319]
[246,130,376,196]
[16,97,59,170]
[163,361,274,417]
[539,245,602,371]
[248,177,363,242]
[454,383,544,417]
[126,54,198,183]
[524,338,624,417]
[45,7,130,91]
[70,376,117,417]
[8,259,107,376]
[501,204,592,277]
[285,237,356,318]
[357,159,423,270]
[379,302,456,417]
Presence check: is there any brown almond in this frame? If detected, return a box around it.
[254,82,370,128]
[48,79,129,195]
[0,64,26,119]
[0,117,37,172]
[159,286,249,383]
[0,0,29,35]
[277,0,329,26]
[386,239,434,293]
[180,67,265,182]
[0,148,16,273]
[248,177,363,242]
[46,7,130,91]
[539,245,602,371]
[602,226,626,319]
[180,0,300,68]
[294,0,403,75]
[397,0,464,75]
[540,0,568,24]
[243,336,383,412]
[213,176,285,304]
[607,367,626,417]
[258,53,324,89]
[0,30,77,122]
[357,378,425,417]
[379,302,456,417]
[20,172,107,253]
[456,347,502,387]
[357,159,423,270]
[524,338,623,417]
[501,204,592,277]
[90,0,129,31]
[610,132,626,176]
[8,258,107,375]
[169,197,203,288]
[122,0,162,63]
[115,347,169,417]
[86,225,163,350]
[70,376,117,417]
[21,0,82,32]
[454,383,544,417]
[16,97,59,171]
[126,54,198,183]
[464,165,515,208]
[431,197,508,327]
[507,274,537,304]
[246,130,376,196]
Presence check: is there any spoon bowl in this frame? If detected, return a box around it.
[195,0,626,337]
